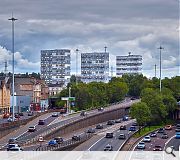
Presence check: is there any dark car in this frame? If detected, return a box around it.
[105,132,113,138]
[175,128,180,132]
[15,114,20,118]
[54,137,64,144]
[86,128,95,133]
[98,107,104,112]
[161,133,168,139]
[38,119,45,125]
[72,135,81,141]
[176,124,180,128]
[18,113,24,116]
[150,132,157,137]
[107,120,115,125]
[120,125,126,130]
[60,108,66,114]
[3,113,10,118]
[96,124,103,129]
[123,116,129,121]
[8,138,17,144]
[80,111,87,116]
[129,126,136,131]
[118,134,126,139]
[153,145,162,151]
[157,128,165,133]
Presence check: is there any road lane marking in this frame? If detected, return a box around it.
[87,136,105,151]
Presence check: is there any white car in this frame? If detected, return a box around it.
[137,142,145,149]
[143,136,151,142]
[8,147,23,151]
[7,117,16,122]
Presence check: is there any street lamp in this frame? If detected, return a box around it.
[8,15,18,121]
[75,49,79,85]
[157,45,164,92]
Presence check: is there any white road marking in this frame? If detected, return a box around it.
[87,136,105,151]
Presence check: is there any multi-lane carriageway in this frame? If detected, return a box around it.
[0,98,139,150]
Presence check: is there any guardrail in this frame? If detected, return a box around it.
[35,133,93,151]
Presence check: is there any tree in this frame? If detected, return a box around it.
[130,102,151,133]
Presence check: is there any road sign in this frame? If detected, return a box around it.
[68,97,75,101]
[61,97,75,101]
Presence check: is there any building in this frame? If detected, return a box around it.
[48,84,65,96]
[81,52,109,83]
[0,77,11,114]
[41,49,71,86]
[116,52,142,76]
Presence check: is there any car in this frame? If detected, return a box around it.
[105,132,113,138]
[157,128,165,133]
[3,113,10,118]
[123,116,129,121]
[132,122,138,126]
[48,140,58,146]
[8,138,17,144]
[86,128,95,133]
[7,117,16,122]
[165,125,172,130]
[18,113,24,116]
[115,119,121,123]
[150,132,157,137]
[28,126,36,132]
[60,108,66,114]
[72,135,81,141]
[80,111,87,116]
[176,124,180,128]
[118,134,126,139]
[28,112,34,116]
[153,145,162,151]
[137,142,145,149]
[96,124,103,129]
[98,107,104,112]
[107,120,115,125]
[161,133,168,139]
[129,126,136,131]
[104,144,113,151]
[7,144,20,151]
[143,136,151,142]
[54,137,64,144]
[175,132,180,139]
[52,113,59,117]
[15,114,20,118]
[38,119,45,125]
[120,125,126,130]
[8,147,23,151]
[175,128,180,132]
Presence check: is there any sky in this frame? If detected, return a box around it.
[0,0,179,78]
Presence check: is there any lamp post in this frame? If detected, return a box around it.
[157,45,164,92]
[75,49,79,85]
[8,15,18,121]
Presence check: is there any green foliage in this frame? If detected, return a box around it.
[130,102,151,126]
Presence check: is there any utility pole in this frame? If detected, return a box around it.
[111,66,113,78]
[104,46,107,53]
[157,45,164,92]
[8,14,18,121]
[4,61,8,76]
[154,64,157,78]
[75,49,79,85]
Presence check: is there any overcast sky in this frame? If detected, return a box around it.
[0,0,179,78]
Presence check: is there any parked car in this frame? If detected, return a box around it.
[118,134,126,139]
[157,128,165,133]
[7,117,16,122]
[7,144,21,151]
[150,132,157,137]
[115,119,121,123]
[123,116,129,121]
[98,107,104,112]
[143,136,151,142]
[14,114,20,118]
[120,125,126,130]
[28,112,34,116]
[52,113,59,117]
[129,126,136,131]
[72,135,81,141]
[104,144,113,151]
[161,133,168,139]
[18,113,24,116]
[38,120,45,125]
[137,142,145,149]
[60,108,66,114]
[107,120,115,125]
[80,111,87,116]
[175,132,180,139]
[96,124,103,129]
[54,137,64,144]
[48,140,58,146]
[3,113,10,118]
[153,145,162,151]
[28,126,36,132]
[8,138,17,144]
[105,132,113,138]
[165,125,172,130]
[86,128,95,133]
